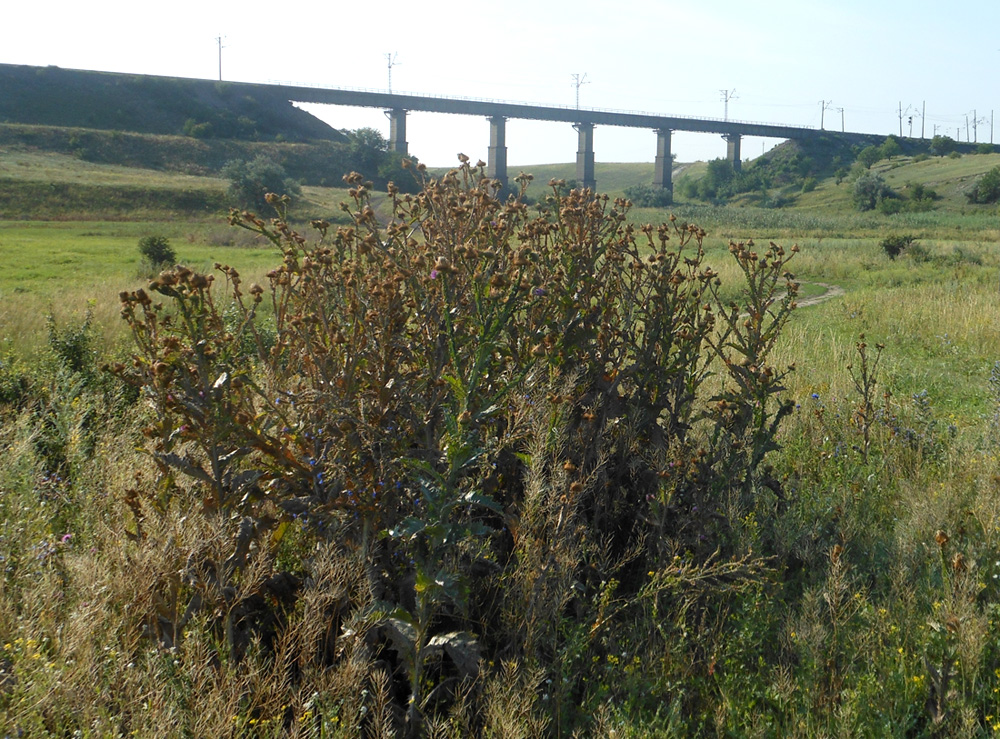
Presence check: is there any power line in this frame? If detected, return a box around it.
[385,52,400,93]
[818,100,832,130]
[719,88,737,121]
[215,35,226,82]
[571,73,590,110]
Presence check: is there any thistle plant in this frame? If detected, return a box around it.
[847,333,885,463]
[112,161,802,733]
[702,240,799,543]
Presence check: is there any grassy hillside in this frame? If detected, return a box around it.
[0,124,419,219]
[0,63,345,143]
[0,123,364,184]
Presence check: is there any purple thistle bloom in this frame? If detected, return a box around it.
[430,269,439,279]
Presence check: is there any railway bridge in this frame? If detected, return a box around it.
[261,81,827,192]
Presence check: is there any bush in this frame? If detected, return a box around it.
[879,234,916,260]
[113,165,801,734]
[852,171,895,211]
[856,145,882,169]
[930,135,956,156]
[976,143,995,154]
[876,198,904,215]
[222,155,301,213]
[879,136,902,160]
[137,234,175,267]
[623,183,673,207]
[966,165,1000,204]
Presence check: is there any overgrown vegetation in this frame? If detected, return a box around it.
[622,182,672,207]
[879,233,916,259]
[222,155,302,212]
[966,164,1000,204]
[6,146,1000,736]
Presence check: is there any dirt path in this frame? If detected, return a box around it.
[796,281,845,308]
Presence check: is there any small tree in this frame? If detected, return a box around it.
[929,135,956,156]
[138,235,176,267]
[222,155,301,213]
[856,145,882,169]
[852,172,894,211]
[967,165,1000,204]
[879,136,902,160]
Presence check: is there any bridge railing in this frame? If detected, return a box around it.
[260,78,816,132]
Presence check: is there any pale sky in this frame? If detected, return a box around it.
[3,0,999,166]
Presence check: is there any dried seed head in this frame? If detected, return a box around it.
[952,552,966,573]
[830,544,843,564]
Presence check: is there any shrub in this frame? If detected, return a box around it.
[880,136,902,160]
[879,234,916,260]
[137,234,175,267]
[856,145,882,169]
[876,197,904,215]
[112,165,800,734]
[930,135,956,156]
[966,164,1000,204]
[852,172,895,211]
[623,183,673,207]
[221,155,301,212]
[976,143,995,154]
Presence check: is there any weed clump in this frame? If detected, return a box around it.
[108,162,802,734]
[880,234,916,260]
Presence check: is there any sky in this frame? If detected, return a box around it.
[3,0,999,167]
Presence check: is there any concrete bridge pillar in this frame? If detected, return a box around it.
[387,108,408,154]
[724,133,742,171]
[574,122,596,190]
[653,128,673,192]
[488,115,508,189]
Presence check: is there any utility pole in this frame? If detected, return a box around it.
[719,88,737,121]
[921,101,926,139]
[385,52,400,93]
[898,101,903,136]
[818,100,832,130]
[992,110,994,144]
[835,106,845,132]
[966,113,970,142]
[215,35,225,81]
[973,110,978,143]
[908,114,914,138]
[571,73,590,109]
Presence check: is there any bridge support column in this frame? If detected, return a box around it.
[725,133,742,171]
[653,128,673,193]
[574,122,596,190]
[488,115,508,189]
[387,108,408,154]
